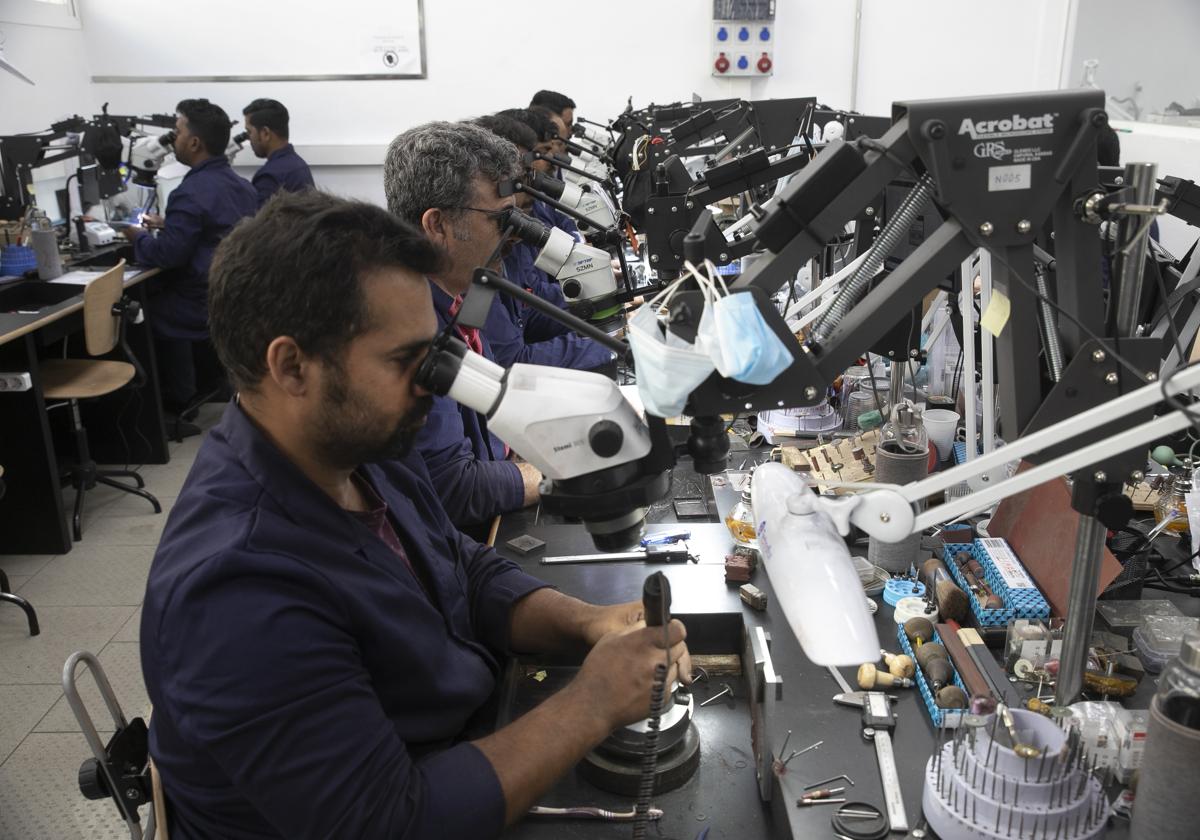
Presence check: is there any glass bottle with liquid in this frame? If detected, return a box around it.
[725,487,758,548]
[1154,465,1192,534]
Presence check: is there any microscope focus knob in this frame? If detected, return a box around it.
[588,420,624,458]
[562,278,583,299]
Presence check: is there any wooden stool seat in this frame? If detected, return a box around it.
[41,359,136,400]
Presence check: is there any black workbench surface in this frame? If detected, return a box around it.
[491,513,1200,838]
[495,522,937,840]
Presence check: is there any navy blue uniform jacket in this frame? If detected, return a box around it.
[531,198,580,241]
[133,157,258,339]
[487,250,612,370]
[251,143,315,207]
[413,281,524,528]
[140,402,547,839]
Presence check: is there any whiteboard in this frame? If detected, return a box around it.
[83,0,425,82]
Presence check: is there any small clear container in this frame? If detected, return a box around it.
[1134,615,1200,673]
[724,488,758,548]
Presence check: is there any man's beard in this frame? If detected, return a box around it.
[313,365,433,468]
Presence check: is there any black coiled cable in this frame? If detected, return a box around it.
[632,661,668,840]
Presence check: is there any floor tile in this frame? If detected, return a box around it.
[38,643,149,734]
[112,607,142,643]
[73,499,170,547]
[0,554,58,578]
[0,605,135,685]
[18,546,153,607]
[0,684,60,764]
[0,732,132,840]
[4,574,32,592]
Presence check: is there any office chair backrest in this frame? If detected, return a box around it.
[82,260,126,357]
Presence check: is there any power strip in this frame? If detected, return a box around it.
[0,372,33,392]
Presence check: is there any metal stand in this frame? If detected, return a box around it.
[1055,514,1108,704]
[1055,161,1159,706]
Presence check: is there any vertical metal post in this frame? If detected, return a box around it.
[1112,162,1157,338]
[889,353,905,410]
[1057,163,1157,706]
[1055,515,1108,704]
[978,250,996,456]
[960,253,978,463]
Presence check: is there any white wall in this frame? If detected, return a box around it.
[0,22,92,133]
[854,0,1071,115]
[1066,0,1200,119]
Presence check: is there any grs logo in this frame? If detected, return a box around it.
[974,141,1011,161]
[958,113,1055,139]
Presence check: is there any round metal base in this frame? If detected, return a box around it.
[578,723,701,796]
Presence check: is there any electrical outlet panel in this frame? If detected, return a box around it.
[0,372,32,392]
[712,0,774,77]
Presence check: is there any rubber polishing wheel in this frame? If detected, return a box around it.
[578,723,701,796]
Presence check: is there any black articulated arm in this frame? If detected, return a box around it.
[656,88,1171,507]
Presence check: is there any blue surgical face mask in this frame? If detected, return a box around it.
[699,290,794,385]
[627,301,715,418]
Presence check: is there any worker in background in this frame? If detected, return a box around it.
[241,98,314,206]
[141,189,691,839]
[532,105,570,161]
[530,89,576,136]
[498,108,581,239]
[122,99,257,429]
[384,120,541,533]
[468,115,614,370]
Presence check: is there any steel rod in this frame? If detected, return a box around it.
[1055,515,1108,704]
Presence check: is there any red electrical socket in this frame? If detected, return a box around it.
[714,53,730,74]
[757,53,772,73]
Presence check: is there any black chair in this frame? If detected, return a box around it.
[0,466,40,635]
[40,261,161,541]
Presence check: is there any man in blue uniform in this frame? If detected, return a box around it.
[122,98,258,418]
[141,189,690,839]
[242,98,314,206]
[472,115,612,370]
[384,121,550,530]
[530,89,576,136]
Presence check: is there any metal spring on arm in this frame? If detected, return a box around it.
[809,173,935,347]
[1035,264,1065,382]
[632,662,668,840]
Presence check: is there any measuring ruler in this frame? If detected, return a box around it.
[861,691,908,833]
[541,545,692,565]
[827,665,853,695]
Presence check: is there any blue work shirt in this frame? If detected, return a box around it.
[503,243,568,343]
[413,281,525,528]
[141,402,548,839]
[251,143,315,207]
[486,257,613,370]
[532,198,581,241]
[133,156,257,339]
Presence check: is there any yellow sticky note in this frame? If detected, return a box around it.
[532,670,548,683]
[980,290,1011,337]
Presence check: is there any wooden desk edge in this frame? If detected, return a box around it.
[0,268,160,346]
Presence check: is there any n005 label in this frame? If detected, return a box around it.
[988,164,1031,191]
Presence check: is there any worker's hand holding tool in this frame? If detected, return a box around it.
[571,618,692,729]
[578,599,653,647]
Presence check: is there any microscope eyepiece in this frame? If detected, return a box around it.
[500,207,551,249]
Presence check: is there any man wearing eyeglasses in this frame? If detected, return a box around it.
[383,121,543,533]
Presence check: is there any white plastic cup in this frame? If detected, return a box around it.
[924,408,961,462]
